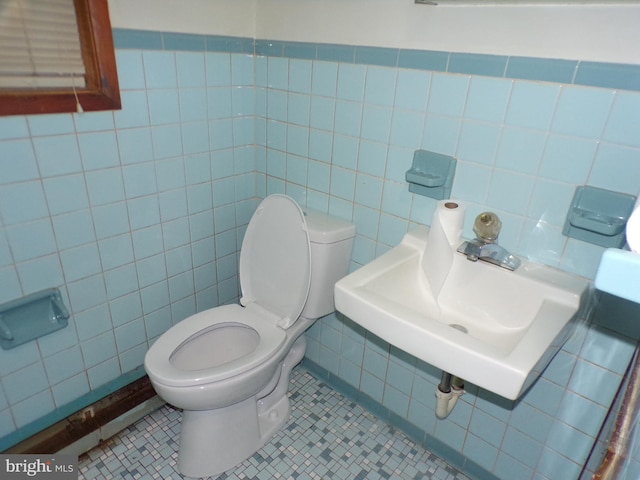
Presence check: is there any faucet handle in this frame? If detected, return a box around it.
[473,212,501,243]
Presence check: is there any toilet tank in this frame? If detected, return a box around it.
[300,210,356,319]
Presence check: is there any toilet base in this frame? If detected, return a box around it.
[177,390,292,479]
[178,398,262,478]
[176,335,307,478]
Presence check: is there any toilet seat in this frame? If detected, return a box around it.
[145,304,287,388]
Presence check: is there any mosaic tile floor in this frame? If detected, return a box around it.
[78,367,471,480]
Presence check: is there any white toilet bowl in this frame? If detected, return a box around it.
[144,194,355,478]
[146,304,287,411]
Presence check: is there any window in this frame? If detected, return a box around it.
[0,0,120,116]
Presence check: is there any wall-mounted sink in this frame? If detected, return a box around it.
[335,226,592,400]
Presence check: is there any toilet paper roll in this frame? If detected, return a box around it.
[626,197,640,253]
[422,200,466,298]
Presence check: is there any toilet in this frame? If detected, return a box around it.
[144,194,355,478]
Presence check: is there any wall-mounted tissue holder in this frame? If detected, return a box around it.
[0,288,70,350]
[563,186,637,248]
[405,150,457,200]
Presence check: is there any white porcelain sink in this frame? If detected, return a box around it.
[335,226,591,400]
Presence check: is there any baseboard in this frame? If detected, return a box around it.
[57,396,166,455]
[4,375,162,455]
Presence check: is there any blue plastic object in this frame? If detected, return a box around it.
[563,186,636,248]
[595,248,640,304]
[405,150,456,200]
[0,288,70,350]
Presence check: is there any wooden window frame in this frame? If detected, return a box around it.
[0,0,121,116]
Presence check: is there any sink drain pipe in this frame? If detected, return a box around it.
[435,371,465,419]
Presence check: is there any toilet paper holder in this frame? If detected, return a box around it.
[0,288,70,350]
[405,150,457,200]
[563,186,637,248]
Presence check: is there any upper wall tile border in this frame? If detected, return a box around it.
[112,28,640,92]
[112,28,254,54]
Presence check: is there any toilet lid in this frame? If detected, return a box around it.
[239,195,311,329]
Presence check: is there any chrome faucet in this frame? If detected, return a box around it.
[456,212,521,271]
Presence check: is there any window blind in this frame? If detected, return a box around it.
[0,0,86,89]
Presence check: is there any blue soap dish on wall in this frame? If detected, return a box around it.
[0,288,70,350]
[405,150,457,200]
[563,186,637,248]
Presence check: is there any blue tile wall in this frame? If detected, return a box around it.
[0,35,258,449]
[251,37,640,480]
[1,28,639,480]
[252,46,640,279]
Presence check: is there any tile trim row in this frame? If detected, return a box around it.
[113,28,640,92]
